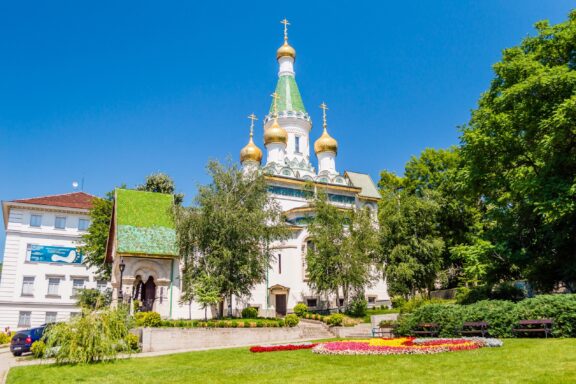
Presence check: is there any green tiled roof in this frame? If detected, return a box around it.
[115,189,178,256]
[269,75,307,114]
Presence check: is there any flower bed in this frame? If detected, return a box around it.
[250,343,318,353]
[312,337,503,355]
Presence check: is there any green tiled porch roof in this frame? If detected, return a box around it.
[269,75,307,114]
[115,189,178,257]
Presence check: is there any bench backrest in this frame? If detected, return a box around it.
[518,319,553,325]
[462,321,488,327]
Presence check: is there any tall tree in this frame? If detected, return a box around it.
[378,188,444,298]
[306,191,379,310]
[460,11,576,291]
[173,160,288,317]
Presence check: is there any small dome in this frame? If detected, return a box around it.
[264,119,288,145]
[240,136,263,164]
[314,128,338,155]
[277,41,296,60]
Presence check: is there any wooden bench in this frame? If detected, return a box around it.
[512,319,553,338]
[459,321,489,337]
[372,326,396,338]
[411,323,439,337]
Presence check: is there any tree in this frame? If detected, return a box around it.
[306,191,379,310]
[379,188,444,298]
[173,160,288,317]
[79,191,114,279]
[137,172,184,205]
[460,11,576,291]
[193,273,221,321]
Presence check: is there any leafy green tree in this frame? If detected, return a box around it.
[76,288,111,310]
[173,160,288,317]
[193,273,221,321]
[379,188,444,298]
[79,192,114,279]
[306,191,379,310]
[460,11,576,291]
[137,172,184,205]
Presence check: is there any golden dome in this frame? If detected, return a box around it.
[240,136,263,164]
[264,118,288,145]
[277,41,296,60]
[314,128,338,155]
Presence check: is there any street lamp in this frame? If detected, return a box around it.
[119,257,126,303]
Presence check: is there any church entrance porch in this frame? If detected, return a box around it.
[269,284,290,317]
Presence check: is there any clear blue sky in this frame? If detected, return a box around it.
[0,1,574,257]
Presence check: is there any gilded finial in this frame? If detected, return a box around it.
[320,102,328,131]
[271,92,280,118]
[280,18,290,42]
[247,113,257,138]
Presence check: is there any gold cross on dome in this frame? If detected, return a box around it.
[247,113,257,137]
[280,18,290,41]
[320,102,328,129]
[271,92,280,117]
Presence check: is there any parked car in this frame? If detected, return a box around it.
[10,325,46,356]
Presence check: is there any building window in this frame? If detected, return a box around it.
[47,278,60,296]
[30,214,42,227]
[367,296,376,304]
[54,216,66,229]
[78,219,90,231]
[21,277,35,296]
[18,311,31,328]
[278,254,282,274]
[97,280,108,292]
[45,312,57,324]
[338,298,345,307]
[306,298,318,307]
[72,279,86,297]
[295,136,301,153]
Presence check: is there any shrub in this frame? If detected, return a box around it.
[391,295,407,309]
[44,308,132,364]
[76,288,111,310]
[31,340,46,358]
[293,303,308,317]
[0,332,11,345]
[456,284,526,305]
[125,333,140,352]
[395,294,576,338]
[256,320,264,328]
[231,321,238,328]
[135,311,162,327]
[241,307,258,319]
[284,314,299,327]
[277,319,285,327]
[345,296,368,318]
[326,313,344,326]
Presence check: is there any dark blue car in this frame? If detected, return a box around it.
[10,325,46,356]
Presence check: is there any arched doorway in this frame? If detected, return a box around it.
[142,276,156,312]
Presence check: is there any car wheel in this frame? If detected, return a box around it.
[13,352,22,357]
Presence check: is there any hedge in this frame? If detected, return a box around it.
[395,294,576,338]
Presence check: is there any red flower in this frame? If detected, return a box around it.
[250,344,318,353]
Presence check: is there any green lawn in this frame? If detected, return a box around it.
[8,339,576,383]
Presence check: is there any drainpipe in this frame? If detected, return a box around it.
[169,258,174,319]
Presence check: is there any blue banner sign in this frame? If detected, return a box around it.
[28,245,83,264]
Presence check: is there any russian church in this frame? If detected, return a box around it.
[107,20,388,319]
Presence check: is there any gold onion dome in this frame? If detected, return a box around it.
[314,128,338,155]
[240,136,263,163]
[264,118,288,145]
[277,41,296,60]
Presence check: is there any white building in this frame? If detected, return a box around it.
[107,21,389,320]
[0,192,107,330]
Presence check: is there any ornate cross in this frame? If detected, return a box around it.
[271,92,280,117]
[280,18,290,42]
[320,102,328,129]
[247,113,257,137]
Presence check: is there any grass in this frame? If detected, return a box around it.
[7,339,576,383]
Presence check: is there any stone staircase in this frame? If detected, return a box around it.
[298,319,336,340]
[334,323,373,338]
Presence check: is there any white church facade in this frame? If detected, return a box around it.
[107,21,389,319]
